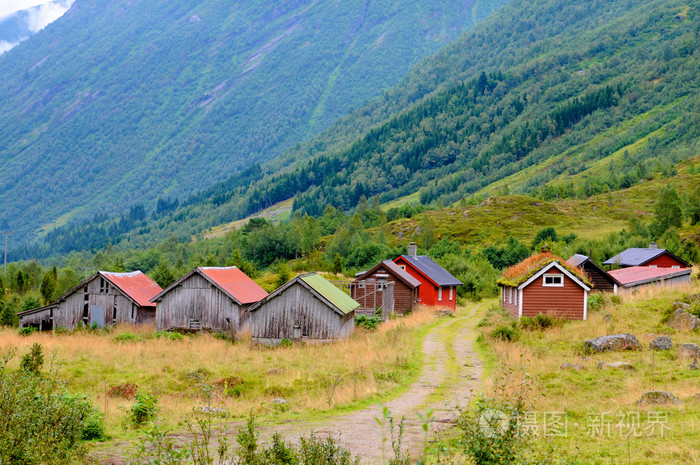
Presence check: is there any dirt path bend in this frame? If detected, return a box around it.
[95,305,484,464]
[258,304,484,463]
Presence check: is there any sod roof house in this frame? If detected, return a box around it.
[499,253,592,320]
[603,243,690,269]
[247,272,359,344]
[18,271,162,331]
[151,266,268,332]
[568,254,621,293]
[394,243,461,310]
[351,260,421,315]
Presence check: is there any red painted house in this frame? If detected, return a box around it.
[393,243,462,310]
[499,253,592,320]
[603,243,690,269]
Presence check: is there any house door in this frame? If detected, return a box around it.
[91,305,105,327]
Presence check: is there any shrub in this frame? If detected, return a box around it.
[489,323,520,342]
[19,343,44,373]
[213,332,230,341]
[129,392,158,427]
[115,332,141,342]
[355,314,381,330]
[278,338,293,348]
[61,393,106,441]
[610,294,622,305]
[587,293,607,312]
[18,326,36,336]
[108,382,139,399]
[519,314,559,331]
[155,330,185,341]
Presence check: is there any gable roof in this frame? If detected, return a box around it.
[567,254,622,287]
[602,248,690,267]
[248,272,359,316]
[608,266,692,287]
[394,255,462,287]
[353,260,421,289]
[55,271,162,308]
[151,267,268,305]
[499,252,592,289]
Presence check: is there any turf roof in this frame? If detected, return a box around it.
[498,252,592,288]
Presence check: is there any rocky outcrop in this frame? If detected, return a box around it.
[668,309,700,331]
[638,391,682,406]
[560,362,583,370]
[585,334,639,352]
[678,343,700,358]
[597,361,635,371]
[649,335,673,351]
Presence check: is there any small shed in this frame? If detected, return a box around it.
[603,243,690,269]
[394,243,462,310]
[247,272,359,344]
[152,266,268,333]
[498,253,592,320]
[568,254,621,293]
[18,271,162,331]
[608,266,692,291]
[351,260,421,315]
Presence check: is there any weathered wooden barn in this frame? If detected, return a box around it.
[247,272,359,344]
[393,243,462,310]
[608,266,692,291]
[151,266,268,333]
[17,271,162,331]
[603,243,690,269]
[568,254,621,293]
[351,260,420,315]
[499,253,592,320]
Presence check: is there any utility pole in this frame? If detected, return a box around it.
[1,230,14,280]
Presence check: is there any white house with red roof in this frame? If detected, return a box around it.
[18,271,163,331]
[151,266,268,333]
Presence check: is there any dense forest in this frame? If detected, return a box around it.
[17,0,698,261]
[0,0,506,245]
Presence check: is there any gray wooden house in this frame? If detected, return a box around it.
[18,271,162,331]
[247,272,359,344]
[151,266,268,333]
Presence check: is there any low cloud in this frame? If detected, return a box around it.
[26,0,75,33]
[0,0,49,21]
[0,40,22,53]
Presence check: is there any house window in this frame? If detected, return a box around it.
[672,265,680,269]
[508,288,512,304]
[358,281,365,289]
[543,274,564,287]
[514,290,518,306]
[377,278,387,290]
[449,287,453,301]
[399,265,406,270]
[438,287,443,301]
[649,265,657,268]
[113,298,118,322]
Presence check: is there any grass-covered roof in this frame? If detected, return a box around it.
[498,252,591,288]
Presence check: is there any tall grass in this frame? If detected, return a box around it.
[0,309,438,436]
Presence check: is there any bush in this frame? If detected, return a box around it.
[61,393,106,441]
[278,338,293,348]
[20,343,44,373]
[155,330,185,341]
[129,392,158,427]
[108,382,139,399]
[115,332,141,342]
[610,294,622,305]
[18,326,36,336]
[489,323,520,342]
[587,293,607,312]
[355,315,382,330]
[519,314,559,331]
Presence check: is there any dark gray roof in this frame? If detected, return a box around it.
[568,254,589,267]
[602,248,683,267]
[354,260,422,289]
[397,255,462,286]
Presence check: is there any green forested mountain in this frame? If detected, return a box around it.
[12,0,700,260]
[0,0,503,243]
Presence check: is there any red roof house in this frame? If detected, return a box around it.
[499,253,592,320]
[151,266,268,332]
[608,266,691,291]
[18,270,162,331]
[393,243,462,310]
[603,243,690,269]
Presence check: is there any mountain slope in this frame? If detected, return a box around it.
[0,0,505,240]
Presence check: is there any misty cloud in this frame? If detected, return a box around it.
[0,0,74,54]
[26,0,74,33]
[0,40,22,53]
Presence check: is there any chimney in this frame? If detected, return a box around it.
[408,242,418,258]
[649,242,657,250]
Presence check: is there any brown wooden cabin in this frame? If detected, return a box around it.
[17,271,162,331]
[568,254,621,293]
[351,260,420,316]
[151,266,268,333]
[247,272,359,345]
[499,253,592,320]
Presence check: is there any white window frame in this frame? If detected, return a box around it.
[449,287,453,301]
[542,273,564,287]
[438,287,443,301]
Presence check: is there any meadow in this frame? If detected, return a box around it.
[477,280,700,464]
[0,308,439,443]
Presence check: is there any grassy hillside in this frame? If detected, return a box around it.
[0,0,505,244]
[26,0,699,260]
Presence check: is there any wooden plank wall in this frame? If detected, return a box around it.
[522,274,585,319]
[156,273,241,332]
[250,282,354,343]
